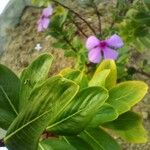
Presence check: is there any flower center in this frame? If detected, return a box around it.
[99,41,107,49]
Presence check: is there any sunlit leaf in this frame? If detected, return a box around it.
[19,54,53,111]
[107,81,148,114]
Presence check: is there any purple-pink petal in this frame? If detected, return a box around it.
[37,19,44,32]
[42,18,50,29]
[42,5,53,17]
[103,47,118,60]
[86,36,100,50]
[106,34,124,49]
[88,47,102,64]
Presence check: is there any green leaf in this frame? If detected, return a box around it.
[39,138,76,150]
[89,69,110,87]
[62,136,93,150]
[79,128,121,150]
[89,103,118,127]
[46,86,108,135]
[104,111,148,143]
[5,76,79,150]
[0,64,20,129]
[107,81,148,114]
[19,54,53,111]
[96,60,117,89]
[60,68,88,89]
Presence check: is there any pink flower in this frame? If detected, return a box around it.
[86,34,124,63]
[37,5,53,32]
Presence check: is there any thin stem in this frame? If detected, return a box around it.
[127,66,150,78]
[91,0,102,36]
[71,18,88,38]
[63,36,77,52]
[52,0,96,35]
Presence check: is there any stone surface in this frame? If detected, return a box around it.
[0,0,32,54]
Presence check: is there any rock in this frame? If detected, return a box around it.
[0,0,32,54]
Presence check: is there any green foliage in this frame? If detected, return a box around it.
[0,55,148,149]
[94,60,117,89]
[118,5,150,52]
[79,128,121,150]
[39,138,76,150]
[19,54,53,111]
[89,103,118,127]
[104,111,148,143]
[0,65,20,130]
[107,81,148,115]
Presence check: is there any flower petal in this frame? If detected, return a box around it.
[103,47,118,60]
[37,19,44,32]
[43,5,53,17]
[86,36,100,50]
[106,34,124,48]
[88,47,102,64]
[42,18,50,29]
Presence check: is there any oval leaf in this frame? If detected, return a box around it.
[19,54,53,111]
[89,69,110,87]
[107,81,148,114]
[96,60,117,89]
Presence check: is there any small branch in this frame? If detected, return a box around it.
[0,139,5,147]
[71,18,88,38]
[91,0,102,36]
[127,66,150,78]
[52,0,96,35]
[63,36,77,52]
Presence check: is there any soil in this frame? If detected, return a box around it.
[0,3,149,150]
[0,7,74,75]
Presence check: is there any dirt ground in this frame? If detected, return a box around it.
[0,5,149,150]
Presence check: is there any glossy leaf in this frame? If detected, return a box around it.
[104,111,148,143]
[19,54,53,111]
[79,128,121,150]
[107,81,148,114]
[0,64,20,130]
[60,68,88,89]
[96,60,117,89]
[46,86,108,135]
[5,76,79,150]
[89,103,118,127]
[89,69,110,87]
[39,138,76,150]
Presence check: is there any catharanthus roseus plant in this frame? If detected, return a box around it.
[33,0,150,79]
[0,54,148,150]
